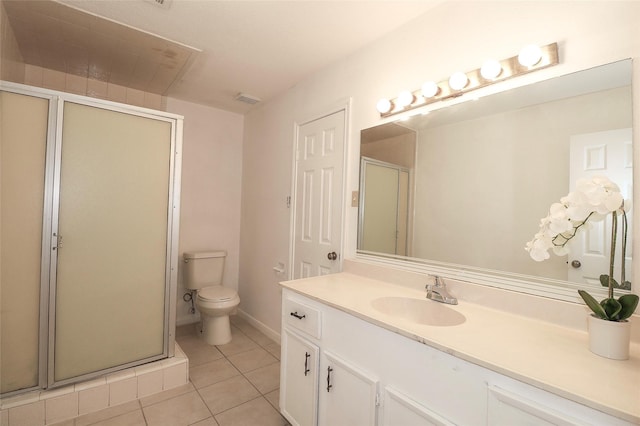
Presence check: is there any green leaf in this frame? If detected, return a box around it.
[578,290,607,319]
[599,274,619,289]
[600,298,622,320]
[617,294,639,321]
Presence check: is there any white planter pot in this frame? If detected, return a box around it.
[587,315,631,360]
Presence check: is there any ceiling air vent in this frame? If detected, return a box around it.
[235,93,261,105]
[145,0,172,10]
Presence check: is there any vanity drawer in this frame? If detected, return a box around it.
[283,296,321,339]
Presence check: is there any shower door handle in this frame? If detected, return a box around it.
[52,233,63,250]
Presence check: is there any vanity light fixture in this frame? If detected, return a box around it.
[397,90,415,108]
[518,44,543,67]
[377,42,558,118]
[480,59,502,80]
[376,98,393,114]
[448,72,469,91]
[421,81,440,98]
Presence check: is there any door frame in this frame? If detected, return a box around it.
[288,99,351,280]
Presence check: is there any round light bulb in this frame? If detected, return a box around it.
[448,72,468,91]
[518,44,542,67]
[480,59,502,80]
[376,98,393,114]
[397,90,415,108]
[421,81,440,98]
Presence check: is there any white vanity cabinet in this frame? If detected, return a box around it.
[280,286,636,426]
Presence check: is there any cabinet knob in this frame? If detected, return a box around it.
[327,251,338,260]
[571,260,581,268]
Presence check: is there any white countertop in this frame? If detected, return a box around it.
[281,272,640,423]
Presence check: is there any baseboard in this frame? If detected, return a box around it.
[237,309,281,344]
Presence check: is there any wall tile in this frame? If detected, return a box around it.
[24,64,44,86]
[65,73,88,95]
[106,82,127,103]
[1,409,8,426]
[42,69,66,91]
[125,88,145,107]
[163,362,188,390]
[143,92,163,110]
[109,377,137,406]
[8,400,44,426]
[45,393,78,424]
[137,370,163,398]
[78,384,109,415]
[87,79,108,99]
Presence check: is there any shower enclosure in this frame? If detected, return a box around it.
[1,83,182,395]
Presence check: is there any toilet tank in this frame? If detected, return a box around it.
[183,250,226,289]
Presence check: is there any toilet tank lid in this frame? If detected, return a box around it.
[184,250,227,259]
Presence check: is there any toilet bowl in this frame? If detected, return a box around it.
[183,250,240,346]
[195,286,240,345]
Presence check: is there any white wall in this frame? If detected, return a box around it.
[166,98,244,325]
[240,1,640,335]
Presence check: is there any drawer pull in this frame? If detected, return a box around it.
[304,352,310,376]
[326,366,333,392]
[290,311,306,320]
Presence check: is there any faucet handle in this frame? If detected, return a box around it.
[427,274,443,288]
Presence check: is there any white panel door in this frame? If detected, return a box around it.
[293,111,345,278]
[280,329,319,426]
[568,129,633,286]
[318,351,378,426]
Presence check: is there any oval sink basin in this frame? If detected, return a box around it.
[371,297,466,326]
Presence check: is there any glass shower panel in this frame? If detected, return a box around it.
[54,102,172,382]
[0,91,49,393]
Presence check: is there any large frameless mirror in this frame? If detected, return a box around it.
[358,59,633,296]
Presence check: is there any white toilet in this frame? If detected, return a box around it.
[183,250,240,345]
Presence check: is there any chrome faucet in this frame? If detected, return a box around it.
[426,275,458,305]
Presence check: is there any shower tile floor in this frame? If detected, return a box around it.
[53,316,289,426]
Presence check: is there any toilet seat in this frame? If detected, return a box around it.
[197,286,237,302]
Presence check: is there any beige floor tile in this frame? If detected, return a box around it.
[264,389,280,411]
[197,376,260,415]
[74,401,140,426]
[143,391,211,426]
[263,342,282,360]
[214,397,288,426]
[242,326,277,347]
[177,334,225,367]
[227,348,278,373]
[190,358,241,389]
[216,330,260,357]
[244,363,280,394]
[176,323,197,337]
[139,383,195,407]
[191,417,219,426]
[89,409,146,426]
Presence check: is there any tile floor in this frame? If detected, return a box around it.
[53,316,289,426]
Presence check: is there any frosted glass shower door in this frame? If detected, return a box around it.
[0,91,49,394]
[53,102,172,383]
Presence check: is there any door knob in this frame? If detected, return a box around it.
[327,251,337,261]
[571,260,581,268]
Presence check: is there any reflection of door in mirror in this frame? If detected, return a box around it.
[359,158,410,255]
[568,128,633,287]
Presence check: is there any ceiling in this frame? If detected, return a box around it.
[3,0,442,113]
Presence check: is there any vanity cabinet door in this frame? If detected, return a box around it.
[382,386,455,426]
[318,350,379,426]
[280,329,319,426]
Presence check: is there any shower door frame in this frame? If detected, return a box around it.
[0,81,183,392]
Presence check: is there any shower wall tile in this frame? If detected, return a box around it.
[163,362,188,390]
[24,64,44,87]
[8,400,44,426]
[44,392,78,424]
[1,409,8,426]
[78,383,109,415]
[109,377,138,406]
[137,370,164,398]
